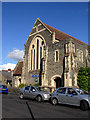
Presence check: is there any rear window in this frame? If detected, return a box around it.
[2,85,7,89]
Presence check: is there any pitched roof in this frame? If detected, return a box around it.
[27,18,89,52]
[43,22,88,46]
[13,61,23,75]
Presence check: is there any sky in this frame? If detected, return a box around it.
[0,2,88,70]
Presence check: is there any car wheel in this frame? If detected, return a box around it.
[19,93,24,99]
[52,98,58,105]
[36,95,42,102]
[80,101,89,111]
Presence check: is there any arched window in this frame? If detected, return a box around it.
[37,39,39,69]
[72,43,75,53]
[40,47,42,63]
[55,50,59,62]
[31,50,32,70]
[34,49,35,70]
[28,35,46,71]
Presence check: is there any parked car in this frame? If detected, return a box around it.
[0,85,8,94]
[51,87,90,111]
[19,86,51,102]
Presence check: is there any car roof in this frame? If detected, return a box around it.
[25,86,34,87]
[57,87,79,89]
[0,85,6,86]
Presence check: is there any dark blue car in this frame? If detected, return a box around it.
[0,85,8,94]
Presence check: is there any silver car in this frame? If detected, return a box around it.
[19,86,51,102]
[51,87,90,111]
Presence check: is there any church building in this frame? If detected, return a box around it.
[22,18,90,88]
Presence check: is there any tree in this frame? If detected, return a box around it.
[77,67,90,91]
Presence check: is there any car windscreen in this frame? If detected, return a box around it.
[76,89,88,95]
[36,87,49,92]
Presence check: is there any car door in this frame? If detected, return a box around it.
[24,86,31,98]
[29,86,38,99]
[56,88,67,104]
[65,88,80,106]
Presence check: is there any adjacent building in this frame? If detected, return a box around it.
[0,69,12,86]
[12,60,23,87]
[22,18,90,88]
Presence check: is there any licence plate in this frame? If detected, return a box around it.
[2,89,6,90]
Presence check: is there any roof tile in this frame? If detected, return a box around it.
[43,22,88,46]
[13,61,23,75]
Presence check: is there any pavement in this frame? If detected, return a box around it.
[1,93,90,119]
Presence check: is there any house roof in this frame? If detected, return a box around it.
[42,22,90,53]
[27,18,90,53]
[0,71,12,81]
[13,61,23,75]
[43,22,88,45]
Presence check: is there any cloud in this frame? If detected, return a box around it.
[0,63,16,70]
[7,49,24,61]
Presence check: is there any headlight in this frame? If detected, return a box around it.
[43,94,49,98]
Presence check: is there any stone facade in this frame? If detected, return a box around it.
[22,18,90,88]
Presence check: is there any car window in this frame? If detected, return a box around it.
[37,87,49,92]
[68,88,77,95]
[57,88,66,94]
[30,86,36,92]
[76,89,87,95]
[25,86,30,91]
[2,85,7,89]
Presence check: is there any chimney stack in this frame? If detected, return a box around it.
[8,69,11,72]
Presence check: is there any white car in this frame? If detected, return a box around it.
[51,87,90,111]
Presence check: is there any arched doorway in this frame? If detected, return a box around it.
[54,77,62,88]
[51,75,62,88]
